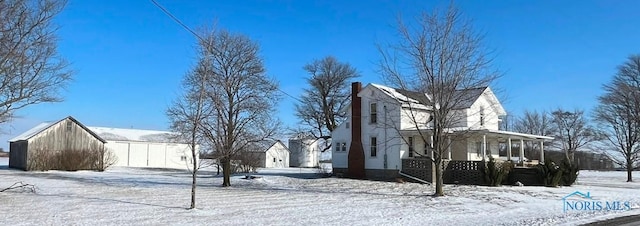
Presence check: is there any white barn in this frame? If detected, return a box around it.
[88,127,197,169]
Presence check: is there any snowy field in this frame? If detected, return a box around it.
[1,157,639,226]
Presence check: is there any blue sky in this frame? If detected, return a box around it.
[2,0,640,150]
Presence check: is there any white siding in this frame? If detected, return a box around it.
[400,108,431,130]
[331,107,351,169]
[107,141,196,169]
[467,89,504,130]
[360,87,406,171]
[108,142,130,167]
[264,142,289,168]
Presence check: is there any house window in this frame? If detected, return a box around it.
[408,137,414,157]
[370,103,377,124]
[486,141,491,156]
[273,158,276,163]
[335,143,340,152]
[346,122,350,128]
[370,137,377,157]
[476,142,482,157]
[480,106,485,126]
[181,156,187,161]
[341,142,347,152]
[66,121,72,132]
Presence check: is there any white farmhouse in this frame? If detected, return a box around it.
[88,126,197,169]
[332,82,553,181]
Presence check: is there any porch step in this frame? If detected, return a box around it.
[399,171,431,185]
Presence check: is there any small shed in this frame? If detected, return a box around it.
[257,140,289,168]
[87,127,198,169]
[9,116,106,171]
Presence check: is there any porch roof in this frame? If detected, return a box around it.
[478,129,554,141]
[400,128,554,141]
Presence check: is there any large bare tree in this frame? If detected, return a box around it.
[551,109,598,163]
[167,61,211,208]
[0,0,72,123]
[594,55,640,182]
[196,27,280,187]
[294,56,359,150]
[378,4,499,196]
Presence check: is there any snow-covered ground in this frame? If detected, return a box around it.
[1,157,639,226]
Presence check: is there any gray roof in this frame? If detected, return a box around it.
[370,83,488,110]
[9,116,106,143]
[453,87,487,109]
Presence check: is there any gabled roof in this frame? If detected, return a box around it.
[9,116,106,143]
[247,140,290,153]
[87,126,179,143]
[369,83,432,108]
[453,87,488,109]
[369,83,493,111]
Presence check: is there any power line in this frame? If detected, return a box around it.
[149,0,205,43]
[148,0,302,104]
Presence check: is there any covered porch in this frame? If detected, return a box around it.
[399,129,553,166]
[465,129,554,166]
[398,129,554,184]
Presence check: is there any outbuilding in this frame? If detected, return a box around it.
[9,116,106,171]
[255,140,289,168]
[88,126,197,169]
[9,116,197,171]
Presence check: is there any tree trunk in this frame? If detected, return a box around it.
[434,158,444,196]
[627,161,633,182]
[190,150,197,209]
[222,158,231,187]
[190,170,196,209]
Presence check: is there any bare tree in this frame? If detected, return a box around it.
[513,110,555,137]
[551,109,598,163]
[378,3,499,196]
[0,0,72,123]
[594,55,640,182]
[196,27,280,187]
[512,110,556,158]
[294,56,359,151]
[167,60,212,209]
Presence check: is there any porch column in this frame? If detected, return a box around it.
[519,139,525,163]
[507,137,512,161]
[447,136,452,160]
[482,134,487,161]
[539,140,545,164]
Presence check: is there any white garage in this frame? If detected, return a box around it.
[88,127,197,170]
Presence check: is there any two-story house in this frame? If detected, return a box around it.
[331,82,553,181]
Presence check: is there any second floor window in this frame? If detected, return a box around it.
[370,137,377,157]
[370,103,377,124]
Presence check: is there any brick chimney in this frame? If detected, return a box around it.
[347,82,365,179]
